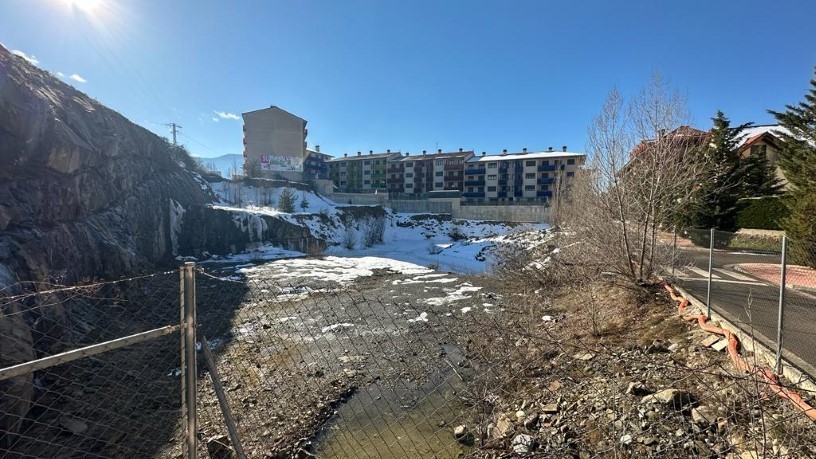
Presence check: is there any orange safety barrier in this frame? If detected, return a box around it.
[663,283,816,422]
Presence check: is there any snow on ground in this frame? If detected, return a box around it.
[237,256,433,283]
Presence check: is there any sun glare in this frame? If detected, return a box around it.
[64,0,102,12]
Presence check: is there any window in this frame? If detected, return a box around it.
[340,181,346,186]
[487,174,497,180]
[435,159,444,166]
[468,187,474,192]
[487,186,497,192]
[405,162,413,168]
[478,187,484,192]
[526,160,536,167]
[374,160,380,165]
[435,171,443,177]
[566,171,575,177]
[488,163,498,169]
[435,182,443,187]
[364,180,370,185]
[406,183,413,188]
[364,160,371,165]
[541,185,549,191]
[405,173,413,178]
[340,172,346,177]
[364,170,371,175]
[541,173,549,178]
[567,158,575,165]
[751,144,768,157]
[525,173,535,179]
[525,185,535,191]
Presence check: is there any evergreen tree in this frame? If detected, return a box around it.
[299,192,310,211]
[769,68,816,265]
[740,150,784,197]
[690,111,750,231]
[278,188,296,213]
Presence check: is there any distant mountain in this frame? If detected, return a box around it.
[197,153,243,178]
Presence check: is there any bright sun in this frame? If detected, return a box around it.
[64,0,102,11]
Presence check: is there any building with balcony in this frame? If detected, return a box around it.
[464,147,585,204]
[242,106,307,179]
[397,149,474,196]
[303,146,331,181]
[327,151,402,192]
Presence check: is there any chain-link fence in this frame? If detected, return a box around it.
[3,254,816,458]
[0,271,187,458]
[674,228,816,381]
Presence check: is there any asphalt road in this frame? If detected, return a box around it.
[675,248,816,376]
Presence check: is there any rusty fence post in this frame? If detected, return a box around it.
[180,262,198,458]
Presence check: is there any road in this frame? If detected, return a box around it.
[675,248,816,377]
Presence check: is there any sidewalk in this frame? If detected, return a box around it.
[735,263,816,290]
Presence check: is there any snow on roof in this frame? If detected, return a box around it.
[466,151,585,163]
[736,125,790,148]
[397,151,474,162]
[327,152,402,162]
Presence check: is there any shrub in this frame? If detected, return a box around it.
[736,196,788,231]
[362,216,385,247]
[343,227,356,250]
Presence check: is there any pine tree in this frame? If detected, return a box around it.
[690,111,749,231]
[740,150,784,197]
[769,68,816,265]
[278,188,296,213]
[299,192,310,212]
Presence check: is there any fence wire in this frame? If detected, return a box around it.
[2,251,815,458]
[0,272,185,458]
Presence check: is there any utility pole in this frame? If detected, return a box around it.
[166,123,182,145]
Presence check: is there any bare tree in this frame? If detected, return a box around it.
[556,75,709,284]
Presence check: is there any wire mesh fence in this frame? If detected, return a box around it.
[0,272,186,458]
[674,228,816,383]
[2,253,815,458]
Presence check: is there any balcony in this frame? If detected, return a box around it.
[537,177,554,185]
[387,167,403,174]
[463,192,485,198]
[537,190,553,197]
[465,167,486,175]
[464,180,485,187]
[538,164,557,172]
[444,164,462,171]
[387,178,403,184]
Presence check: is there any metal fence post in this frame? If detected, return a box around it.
[672,228,678,278]
[775,236,788,374]
[180,262,198,458]
[706,228,714,318]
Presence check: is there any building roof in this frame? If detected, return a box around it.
[327,152,402,162]
[397,150,474,162]
[241,105,306,122]
[737,125,791,149]
[467,150,585,163]
[305,149,332,160]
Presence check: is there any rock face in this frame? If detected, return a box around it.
[0,44,211,442]
[0,44,212,284]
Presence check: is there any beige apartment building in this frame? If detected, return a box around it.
[242,106,307,178]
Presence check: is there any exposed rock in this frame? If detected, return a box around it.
[620,434,633,445]
[512,433,535,454]
[625,382,652,396]
[641,388,696,410]
[492,416,514,439]
[58,416,88,435]
[542,403,559,414]
[691,406,717,426]
[206,435,235,459]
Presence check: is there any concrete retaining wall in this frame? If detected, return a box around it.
[453,205,550,223]
[389,200,453,214]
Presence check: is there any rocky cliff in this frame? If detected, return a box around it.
[0,44,213,285]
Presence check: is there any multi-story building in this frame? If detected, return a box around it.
[396,149,474,196]
[303,145,331,181]
[464,147,585,204]
[328,151,402,192]
[242,106,307,178]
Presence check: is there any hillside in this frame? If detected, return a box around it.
[197,153,243,178]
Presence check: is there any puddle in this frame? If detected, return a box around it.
[313,344,474,458]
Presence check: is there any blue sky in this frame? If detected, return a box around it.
[2,0,815,158]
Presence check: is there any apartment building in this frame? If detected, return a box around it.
[242,106,307,178]
[464,147,585,204]
[395,149,474,195]
[303,146,331,181]
[328,151,402,192]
